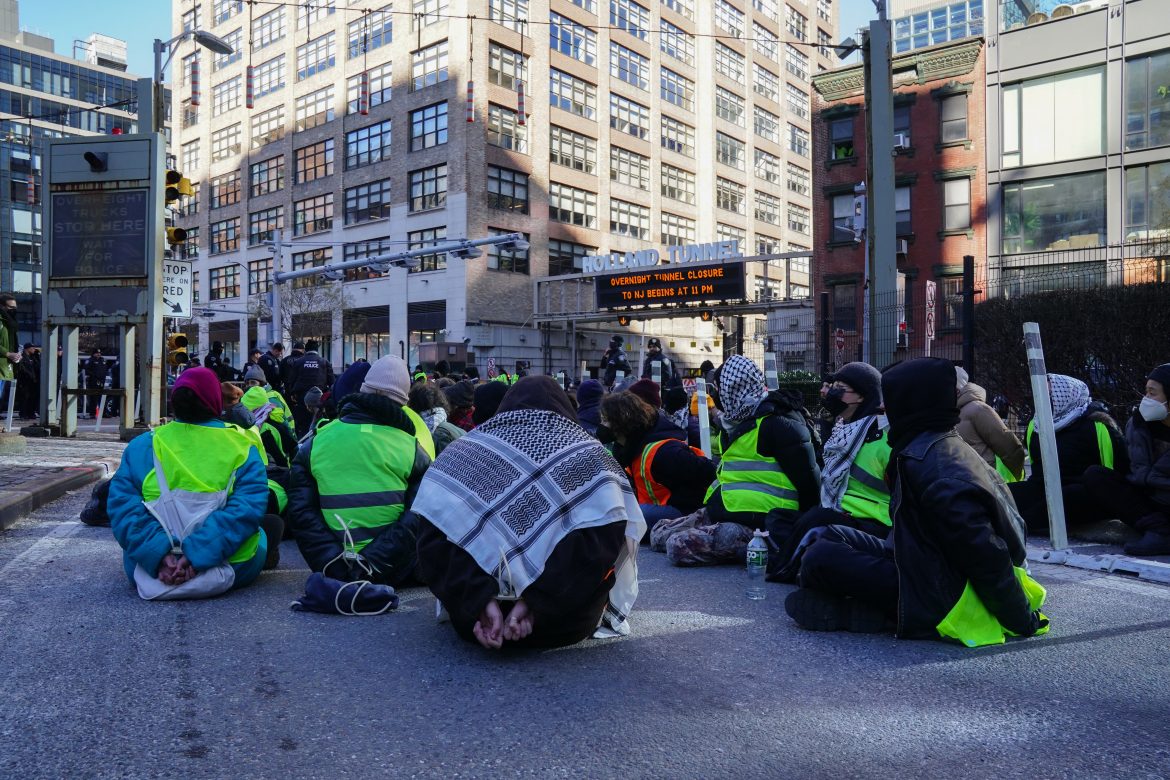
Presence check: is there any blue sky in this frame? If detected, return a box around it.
[20,0,877,80]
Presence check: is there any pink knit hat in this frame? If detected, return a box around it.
[174,367,224,416]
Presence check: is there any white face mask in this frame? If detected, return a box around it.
[1139,396,1169,422]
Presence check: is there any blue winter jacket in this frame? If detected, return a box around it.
[108,419,269,584]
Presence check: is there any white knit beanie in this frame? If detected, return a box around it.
[360,356,410,404]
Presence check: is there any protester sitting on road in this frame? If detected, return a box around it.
[704,355,821,530]
[287,356,432,587]
[575,379,605,438]
[787,357,1050,646]
[955,368,1026,482]
[663,386,689,430]
[108,367,280,597]
[415,376,646,649]
[240,386,298,468]
[472,380,509,427]
[1008,373,1128,534]
[602,391,715,533]
[408,382,465,457]
[1083,363,1170,556]
[442,379,476,432]
[220,382,256,429]
[767,362,891,582]
[244,363,293,424]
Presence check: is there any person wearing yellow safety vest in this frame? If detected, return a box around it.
[288,355,432,586]
[787,358,1049,646]
[768,362,892,583]
[108,367,280,594]
[704,355,821,530]
[954,367,1025,482]
[1007,373,1127,534]
[243,364,294,427]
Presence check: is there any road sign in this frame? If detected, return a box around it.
[925,280,938,342]
[486,356,497,378]
[50,190,149,278]
[162,260,192,319]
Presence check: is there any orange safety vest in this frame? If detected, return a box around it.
[628,439,709,506]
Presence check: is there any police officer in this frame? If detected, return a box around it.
[288,339,333,438]
[602,336,632,388]
[641,337,677,387]
[258,342,285,396]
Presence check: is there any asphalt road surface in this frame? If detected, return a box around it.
[1,488,1168,780]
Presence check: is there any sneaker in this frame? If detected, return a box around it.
[784,589,887,633]
[1123,531,1170,557]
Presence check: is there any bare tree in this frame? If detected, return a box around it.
[258,280,367,345]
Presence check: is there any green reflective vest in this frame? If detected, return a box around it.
[995,456,1024,483]
[310,419,417,553]
[143,422,262,564]
[705,417,800,513]
[936,566,1049,647]
[839,432,892,525]
[402,406,436,461]
[1025,419,1115,470]
[266,389,293,425]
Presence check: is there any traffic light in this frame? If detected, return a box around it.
[617,315,633,327]
[167,333,189,366]
[166,226,188,247]
[699,309,714,322]
[165,170,195,204]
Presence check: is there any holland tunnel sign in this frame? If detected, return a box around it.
[595,263,747,310]
[50,190,149,278]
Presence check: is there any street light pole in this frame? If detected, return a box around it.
[863,2,897,369]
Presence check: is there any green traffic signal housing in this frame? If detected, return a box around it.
[165,170,195,204]
[167,333,189,366]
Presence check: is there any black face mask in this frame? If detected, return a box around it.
[822,387,851,417]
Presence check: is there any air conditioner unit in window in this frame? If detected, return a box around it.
[893,132,910,151]
[897,239,909,255]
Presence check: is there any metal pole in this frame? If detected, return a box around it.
[1024,323,1067,550]
[735,315,745,356]
[61,325,78,436]
[864,15,897,369]
[270,229,285,345]
[41,322,58,426]
[962,253,976,380]
[696,377,712,458]
[119,324,136,436]
[151,39,165,133]
[819,291,831,377]
[4,379,16,432]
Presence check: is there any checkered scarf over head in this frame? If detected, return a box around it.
[719,355,769,422]
[1048,374,1090,433]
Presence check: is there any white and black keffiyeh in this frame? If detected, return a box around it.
[821,414,884,511]
[719,355,769,422]
[411,409,646,637]
[1048,374,1090,432]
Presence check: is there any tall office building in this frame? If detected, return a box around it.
[889,0,984,54]
[0,0,138,345]
[172,0,835,374]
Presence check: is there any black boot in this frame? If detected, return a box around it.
[1124,531,1170,557]
[260,514,284,570]
[784,588,887,633]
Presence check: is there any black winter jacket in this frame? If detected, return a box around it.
[614,414,714,512]
[891,430,1042,640]
[1125,412,1170,506]
[287,393,431,586]
[1027,406,1128,484]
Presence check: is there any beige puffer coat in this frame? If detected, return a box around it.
[957,382,1026,477]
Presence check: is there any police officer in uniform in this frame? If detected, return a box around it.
[288,340,334,438]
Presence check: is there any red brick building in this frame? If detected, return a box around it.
[810,37,985,365]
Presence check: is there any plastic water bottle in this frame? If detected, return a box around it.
[746,530,768,600]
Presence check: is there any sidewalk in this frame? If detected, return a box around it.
[0,434,126,531]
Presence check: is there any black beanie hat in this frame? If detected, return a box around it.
[832,361,882,404]
[1148,363,1170,390]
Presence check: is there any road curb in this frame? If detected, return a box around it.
[1028,546,1170,586]
[0,465,108,532]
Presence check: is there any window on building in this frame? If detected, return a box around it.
[940,276,963,329]
[660,18,694,65]
[348,5,393,58]
[295,139,334,183]
[343,239,394,281]
[716,177,746,214]
[293,193,334,235]
[213,28,243,71]
[893,105,911,147]
[662,0,693,20]
[209,171,240,209]
[548,239,596,275]
[661,68,694,111]
[410,102,448,150]
[610,42,649,89]
[609,93,650,139]
[344,179,392,224]
[210,123,242,161]
[346,62,393,114]
[182,5,201,33]
[411,40,449,91]
[249,258,273,295]
[757,233,781,256]
[661,115,695,157]
[487,227,530,273]
[489,42,528,90]
[715,87,745,126]
[755,0,779,20]
[296,33,336,80]
[661,164,695,204]
[714,43,745,84]
[755,192,782,225]
[487,165,529,212]
[610,146,650,190]
[833,283,857,330]
[214,0,243,24]
[550,126,596,173]
[345,119,392,169]
[754,22,779,60]
[754,106,780,143]
[787,162,809,196]
[943,178,971,231]
[610,199,650,239]
[1003,171,1106,253]
[785,44,808,81]
[177,181,201,217]
[549,183,597,227]
[661,212,697,245]
[550,69,597,118]
[786,4,808,39]
[253,55,286,100]
[1127,51,1170,151]
[298,0,336,27]
[788,203,810,235]
[291,247,332,287]
[178,226,200,261]
[549,12,597,65]
[786,83,809,120]
[253,8,286,49]
[818,27,832,58]
[412,0,448,29]
[717,223,746,247]
[490,0,529,32]
[1003,66,1104,168]
[755,148,781,184]
[830,118,854,160]
[249,206,284,245]
[408,226,447,273]
[250,156,284,196]
[715,0,744,36]
[209,265,241,300]
[831,193,856,242]
[211,77,241,116]
[940,94,968,142]
[1125,162,1170,240]
[611,0,650,39]
[716,132,745,170]
[788,123,809,157]
[896,186,912,235]
[753,64,780,103]
[409,164,448,212]
[294,86,335,130]
[209,218,240,255]
[182,141,200,172]
[488,104,527,152]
